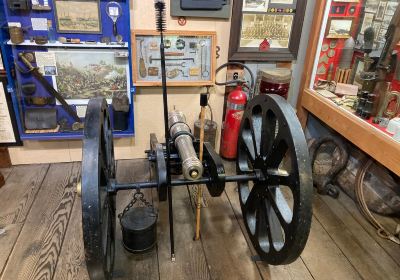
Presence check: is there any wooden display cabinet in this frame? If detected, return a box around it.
[296,0,400,176]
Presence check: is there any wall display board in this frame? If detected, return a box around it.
[132,30,216,87]
[229,0,307,61]
[0,74,21,145]
[0,0,135,141]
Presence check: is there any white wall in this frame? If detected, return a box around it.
[9,0,231,164]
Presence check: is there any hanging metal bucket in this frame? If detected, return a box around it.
[120,206,157,253]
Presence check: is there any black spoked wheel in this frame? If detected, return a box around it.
[237,95,313,265]
[82,98,116,280]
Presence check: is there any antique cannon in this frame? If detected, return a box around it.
[80,2,312,279]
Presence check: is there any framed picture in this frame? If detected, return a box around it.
[243,0,268,12]
[381,15,392,29]
[132,30,216,87]
[229,0,307,61]
[325,17,354,39]
[359,13,374,35]
[385,2,398,16]
[375,1,388,21]
[51,49,130,104]
[377,27,388,42]
[331,5,347,15]
[54,0,101,34]
[365,0,379,13]
[350,56,364,86]
[372,22,382,40]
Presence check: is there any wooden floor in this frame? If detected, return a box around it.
[0,159,399,280]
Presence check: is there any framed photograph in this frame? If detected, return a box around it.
[372,22,382,40]
[381,15,392,29]
[375,1,388,21]
[377,27,388,42]
[240,14,294,49]
[359,13,374,35]
[325,17,354,39]
[385,2,398,16]
[229,0,307,61]
[365,0,379,13]
[350,56,364,86]
[331,5,347,15]
[243,0,268,12]
[54,0,101,34]
[132,30,216,87]
[52,49,129,104]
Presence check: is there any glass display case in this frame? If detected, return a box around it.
[298,0,400,176]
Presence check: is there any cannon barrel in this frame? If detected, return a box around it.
[168,111,203,180]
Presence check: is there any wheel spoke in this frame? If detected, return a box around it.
[250,111,262,156]
[256,199,270,253]
[244,185,260,213]
[242,129,256,161]
[267,169,294,186]
[261,110,278,157]
[266,187,291,229]
[265,198,285,251]
[266,136,288,168]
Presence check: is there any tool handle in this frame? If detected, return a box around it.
[165,52,185,56]
[18,53,35,71]
[113,22,118,37]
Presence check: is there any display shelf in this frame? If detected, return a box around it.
[302,88,400,176]
[297,0,400,177]
[6,40,128,48]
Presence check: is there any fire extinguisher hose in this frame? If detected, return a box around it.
[215,62,255,99]
[355,159,400,245]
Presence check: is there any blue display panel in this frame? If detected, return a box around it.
[0,0,135,140]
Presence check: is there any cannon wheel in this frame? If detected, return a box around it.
[237,94,313,265]
[81,98,116,280]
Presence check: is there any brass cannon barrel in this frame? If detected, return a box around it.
[168,111,203,180]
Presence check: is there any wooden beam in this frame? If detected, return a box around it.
[0,148,11,168]
[296,0,328,127]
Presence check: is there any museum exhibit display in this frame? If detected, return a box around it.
[0,0,135,140]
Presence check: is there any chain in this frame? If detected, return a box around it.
[118,188,155,220]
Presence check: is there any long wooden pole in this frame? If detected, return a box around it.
[195,96,207,240]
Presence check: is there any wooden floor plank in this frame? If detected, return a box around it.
[313,195,400,280]
[0,164,49,274]
[156,186,211,280]
[300,197,362,280]
[222,161,313,280]
[0,163,80,280]
[0,167,13,181]
[224,182,313,280]
[193,185,262,280]
[53,195,89,280]
[336,192,400,267]
[321,194,400,274]
[113,159,159,280]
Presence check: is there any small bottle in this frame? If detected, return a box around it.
[47,20,56,43]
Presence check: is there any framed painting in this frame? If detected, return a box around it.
[54,0,101,34]
[229,0,307,61]
[325,17,354,39]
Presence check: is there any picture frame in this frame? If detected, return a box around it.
[372,21,382,40]
[325,17,354,39]
[365,0,379,13]
[359,13,374,35]
[229,0,307,61]
[385,2,398,16]
[54,0,101,34]
[377,27,388,42]
[243,0,268,12]
[51,49,130,104]
[132,30,216,87]
[375,1,388,21]
[331,5,347,15]
[349,56,364,86]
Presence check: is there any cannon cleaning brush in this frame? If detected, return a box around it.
[154,0,166,33]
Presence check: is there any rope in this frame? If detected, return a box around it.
[355,159,400,245]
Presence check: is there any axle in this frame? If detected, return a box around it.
[111,173,259,192]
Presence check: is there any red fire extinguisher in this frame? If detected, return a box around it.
[220,85,247,159]
[216,62,255,159]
